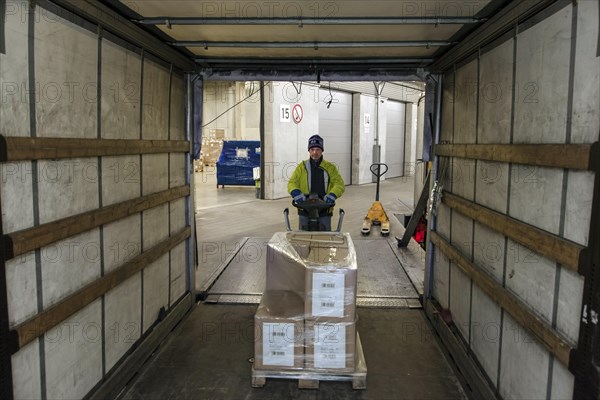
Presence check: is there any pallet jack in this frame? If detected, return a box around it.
[283,194,345,232]
[361,163,390,236]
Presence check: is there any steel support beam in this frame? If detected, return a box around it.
[137,16,486,26]
[175,40,453,48]
[194,57,434,65]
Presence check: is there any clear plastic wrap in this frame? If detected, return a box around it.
[254,232,365,379]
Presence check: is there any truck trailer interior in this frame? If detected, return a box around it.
[1,0,599,399]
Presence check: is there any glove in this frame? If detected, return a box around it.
[324,193,337,204]
[291,189,306,203]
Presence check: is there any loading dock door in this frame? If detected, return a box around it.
[318,89,352,184]
[385,100,406,178]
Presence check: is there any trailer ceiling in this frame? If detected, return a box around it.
[58,0,561,80]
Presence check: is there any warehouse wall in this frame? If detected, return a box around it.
[430,2,598,399]
[352,94,388,184]
[263,82,319,199]
[1,5,190,399]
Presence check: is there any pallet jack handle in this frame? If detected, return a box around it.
[283,207,345,232]
[370,163,388,201]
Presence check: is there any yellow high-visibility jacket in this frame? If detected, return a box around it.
[287,159,345,198]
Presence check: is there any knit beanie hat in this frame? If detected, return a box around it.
[308,134,324,151]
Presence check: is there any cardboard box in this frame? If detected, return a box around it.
[209,128,225,140]
[265,233,310,297]
[254,291,304,370]
[305,319,356,372]
[305,266,357,320]
[303,233,357,320]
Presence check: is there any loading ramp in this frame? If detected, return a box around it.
[200,237,422,309]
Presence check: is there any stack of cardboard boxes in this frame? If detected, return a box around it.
[254,232,358,375]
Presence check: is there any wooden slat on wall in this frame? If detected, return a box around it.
[0,136,189,161]
[443,192,586,273]
[5,185,190,259]
[435,143,597,171]
[430,231,573,367]
[12,227,191,350]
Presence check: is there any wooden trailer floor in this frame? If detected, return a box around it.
[119,304,466,400]
[117,174,467,399]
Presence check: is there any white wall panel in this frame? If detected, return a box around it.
[556,268,584,344]
[454,60,477,144]
[169,153,186,188]
[385,100,406,178]
[170,198,187,233]
[475,161,508,213]
[319,89,352,183]
[41,229,102,307]
[551,359,575,400]
[101,40,141,139]
[104,274,141,372]
[102,155,141,206]
[505,239,555,322]
[500,314,549,399]
[45,301,103,400]
[143,204,169,250]
[479,40,513,144]
[142,254,169,333]
[433,247,450,309]
[0,9,29,136]
[170,75,186,140]
[470,286,501,386]
[11,340,41,400]
[6,253,37,326]
[570,0,600,144]
[170,242,187,305]
[449,265,471,341]
[513,7,571,144]
[142,60,170,140]
[436,203,451,239]
[142,154,168,195]
[472,222,504,282]
[352,95,378,184]
[509,165,563,235]
[103,215,141,272]
[452,158,476,201]
[35,14,97,138]
[564,171,594,246]
[1,161,34,234]
[37,158,100,224]
[441,71,454,143]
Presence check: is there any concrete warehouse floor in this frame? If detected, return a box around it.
[118,171,468,400]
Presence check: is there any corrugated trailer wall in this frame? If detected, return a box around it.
[1,4,192,399]
[428,2,599,399]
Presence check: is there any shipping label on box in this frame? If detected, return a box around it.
[262,322,297,367]
[254,290,305,370]
[314,323,346,369]
[311,272,345,318]
[305,320,356,371]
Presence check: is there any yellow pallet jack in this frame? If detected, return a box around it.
[361,163,390,236]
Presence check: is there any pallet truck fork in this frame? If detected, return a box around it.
[361,163,390,236]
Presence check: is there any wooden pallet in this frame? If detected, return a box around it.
[252,332,367,390]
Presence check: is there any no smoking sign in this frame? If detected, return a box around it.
[292,104,303,124]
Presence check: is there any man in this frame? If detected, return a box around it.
[288,134,345,231]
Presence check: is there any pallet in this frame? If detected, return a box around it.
[252,332,367,390]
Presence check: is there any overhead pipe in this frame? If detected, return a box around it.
[172,40,454,48]
[137,16,486,25]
